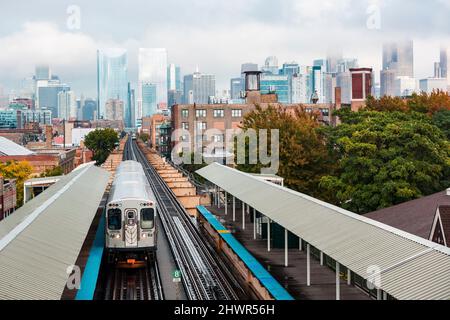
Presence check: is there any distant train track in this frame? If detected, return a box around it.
[129,139,243,300]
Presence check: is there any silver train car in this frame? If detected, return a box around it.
[106,160,157,265]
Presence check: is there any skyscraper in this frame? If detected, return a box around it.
[311,66,325,103]
[57,90,76,120]
[381,41,414,96]
[35,65,51,81]
[260,74,290,103]
[39,82,70,118]
[97,48,128,120]
[326,49,343,74]
[440,46,450,88]
[262,56,279,75]
[230,78,244,100]
[183,71,215,104]
[167,63,181,91]
[141,83,158,117]
[138,48,168,118]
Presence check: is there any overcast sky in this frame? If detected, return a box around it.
[0,0,450,97]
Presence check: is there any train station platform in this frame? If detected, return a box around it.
[205,205,370,300]
[0,163,110,300]
[197,163,450,300]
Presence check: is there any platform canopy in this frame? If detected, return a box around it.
[197,163,450,300]
[0,163,110,300]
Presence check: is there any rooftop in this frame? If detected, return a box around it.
[0,137,34,156]
[0,163,110,300]
[196,163,450,300]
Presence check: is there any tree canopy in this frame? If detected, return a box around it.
[236,104,335,198]
[319,109,450,214]
[0,160,33,207]
[84,128,119,165]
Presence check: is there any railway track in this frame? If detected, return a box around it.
[128,138,242,300]
[104,256,163,300]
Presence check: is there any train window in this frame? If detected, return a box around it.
[141,208,155,229]
[107,209,122,230]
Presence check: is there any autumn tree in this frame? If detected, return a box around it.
[0,161,33,207]
[84,128,119,165]
[236,104,335,198]
[320,109,450,214]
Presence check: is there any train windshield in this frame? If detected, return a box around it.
[140,208,155,229]
[108,209,122,230]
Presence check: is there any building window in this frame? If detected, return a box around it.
[320,108,330,116]
[231,109,242,117]
[197,122,207,130]
[196,109,206,118]
[182,122,189,130]
[181,109,189,118]
[213,109,224,118]
[213,134,224,142]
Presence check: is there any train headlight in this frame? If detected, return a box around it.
[142,233,147,238]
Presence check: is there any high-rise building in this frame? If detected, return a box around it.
[419,78,448,94]
[97,48,128,120]
[350,68,373,106]
[336,71,352,104]
[230,78,244,100]
[380,69,397,97]
[326,49,343,74]
[183,71,215,104]
[167,63,181,91]
[105,99,124,121]
[141,83,158,117]
[281,62,300,78]
[311,66,325,103]
[57,90,77,120]
[291,67,312,104]
[440,46,450,88]
[35,65,51,80]
[127,83,135,128]
[381,41,414,96]
[82,99,97,121]
[395,76,417,97]
[262,56,279,75]
[138,48,168,117]
[260,74,290,103]
[39,83,71,118]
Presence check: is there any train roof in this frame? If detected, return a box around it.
[108,161,155,203]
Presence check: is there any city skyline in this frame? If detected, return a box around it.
[0,0,450,96]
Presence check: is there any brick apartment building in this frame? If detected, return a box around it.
[0,177,17,221]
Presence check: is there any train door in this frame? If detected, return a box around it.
[124,209,138,247]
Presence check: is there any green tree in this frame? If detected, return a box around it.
[0,161,33,207]
[84,128,119,165]
[320,109,450,214]
[40,166,63,178]
[140,133,150,144]
[432,110,450,140]
[236,104,335,198]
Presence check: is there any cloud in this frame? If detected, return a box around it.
[0,0,450,96]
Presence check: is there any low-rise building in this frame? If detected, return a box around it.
[0,177,17,221]
[365,188,450,248]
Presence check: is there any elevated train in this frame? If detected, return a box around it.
[105,160,157,266]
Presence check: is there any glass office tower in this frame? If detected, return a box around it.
[97,48,128,121]
[138,48,168,118]
[141,83,158,117]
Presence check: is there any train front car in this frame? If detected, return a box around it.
[106,160,157,267]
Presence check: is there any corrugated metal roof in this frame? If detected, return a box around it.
[0,164,110,300]
[196,163,450,300]
[0,137,34,156]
